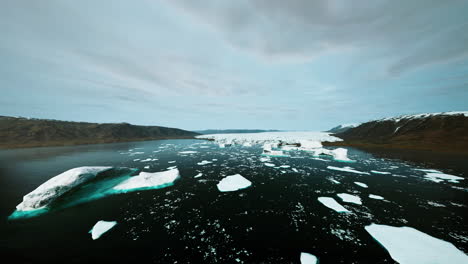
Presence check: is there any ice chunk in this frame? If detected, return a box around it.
[327,166,369,175]
[423,172,464,183]
[369,194,384,200]
[217,174,252,192]
[279,165,290,168]
[337,193,362,205]
[16,167,112,211]
[330,179,340,184]
[197,160,212,166]
[168,161,176,164]
[113,168,180,191]
[260,157,270,162]
[365,224,468,264]
[194,173,203,178]
[264,163,275,167]
[331,148,353,162]
[371,170,391,175]
[90,220,117,240]
[300,252,318,264]
[317,197,350,213]
[299,140,322,149]
[179,151,197,154]
[354,182,368,188]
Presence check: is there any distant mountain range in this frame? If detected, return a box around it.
[327,111,468,154]
[194,129,281,135]
[0,116,199,149]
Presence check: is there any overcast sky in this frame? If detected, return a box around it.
[1,0,468,130]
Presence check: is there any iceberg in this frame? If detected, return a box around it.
[16,167,112,211]
[197,160,212,166]
[299,140,322,149]
[354,182,368,188]
[194,172,203,178]
[317,197,350,213]
[264,163,275,167]
[90,220,117,240]
[337,193,362,205]
[217,174,252,192]
[369,194,384,200]
[327,166,369,175]
[371,170,391,175]
[423,172,464,183]
[178,151,197,154]
[365,224,468,264]
[113,168,180,191]
[300,252,318,264]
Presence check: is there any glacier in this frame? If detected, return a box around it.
[365,224,468,264]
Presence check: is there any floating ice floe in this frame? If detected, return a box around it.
[113,168,180,191]
[327,166,370,175]
[144,165,150,169]
[194,173,203,178]
[369,194,384,200]
[140,158,152,162]
[423,172,464,183]
[279,165,290,168]
[217,174,252,192]
[337,193,362,205]
[365,224,468,264]
[330,179,341,184]
[179,151,197,154]
[197,160,212,166]
[264,163,276,167]
[371,170,391,175]
[354,182,368,188]
[300,252,318,264]
[16,167,112,211]
[317,197,350,213]
[90,220,117,240]
[259,157,270,162]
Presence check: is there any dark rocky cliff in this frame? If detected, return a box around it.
[0,116,199,149]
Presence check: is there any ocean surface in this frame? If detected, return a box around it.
[0,139,467,263]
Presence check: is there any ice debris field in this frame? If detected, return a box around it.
[8,132,468,263]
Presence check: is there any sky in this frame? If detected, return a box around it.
[1,0,468,131]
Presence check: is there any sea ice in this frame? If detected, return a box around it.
[365,224,468,264]
[179,151,197,154]
[371,170,391,175]
[300,252,318,264]
[327,166,370,175]
[90,220,117,240]
[354,182,368,188]
[317,197,350,213]
[337,193,362,205]
[217,174,252,192]
[299,140,322,149]
[423,172,464,183]
[194,173,203,178]
[197,160,212,165]
[16,167,112,211]
[113,168,180,191]
[264,163,275,167]
[369,194,384,200]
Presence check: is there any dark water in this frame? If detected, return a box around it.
[0,139,467,263]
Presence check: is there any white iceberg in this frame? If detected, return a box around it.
[90,220,117,240]
[194,172,203,178]
[113,168,180,191]
[369,194,384,200]
[354,182,368,188]
[197,160,212,166]
[299,140,322,149]
[327,166,369,175]
[16,167,112,211]
[264,163,276,167]
[179,151,197,154]
[365,224,468,264]
[300,252,318,264]
[371,170,391,175]
[423,172,464,183]
[337,193,362,205]
[317,197,350,213]
[217,174,252,192]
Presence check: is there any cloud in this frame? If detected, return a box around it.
[168,0,468,73]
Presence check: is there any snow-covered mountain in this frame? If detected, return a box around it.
[326,123,358,134]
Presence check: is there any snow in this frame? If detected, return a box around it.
[179,151,197,154]
[354,182,368,188]
[113,168,180,191]
[369,194,384,200]
[196,131,342,146]
[423,172,464,183]
[16,167,112,211]
[378,111,468,122]
[317,197,350,213]
[337,193,362,205]
[90,220,117,240]
[197,160,212,166]
[327,166,370,175]
[371,170,391,175]
[365,224,468,264]
[217,174,252,192]
[300,252,318,264]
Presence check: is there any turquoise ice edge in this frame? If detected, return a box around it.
[8,168,178,220]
